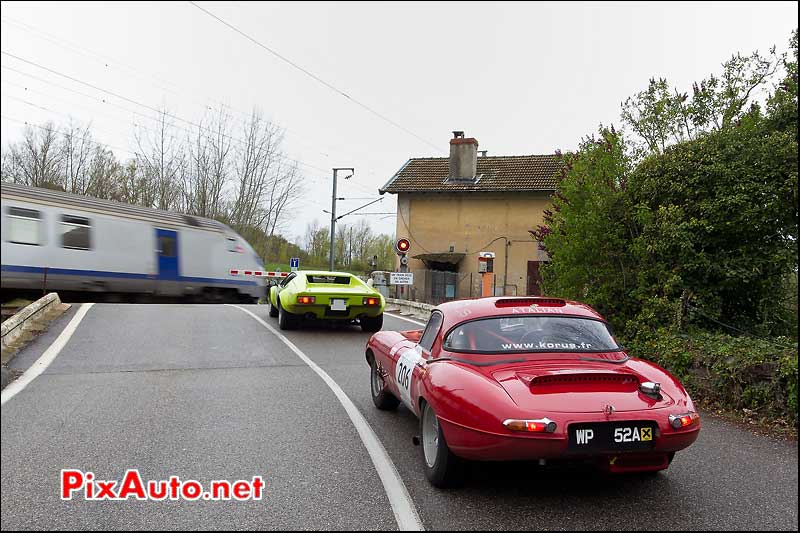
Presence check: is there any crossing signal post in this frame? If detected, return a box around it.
[395,238,411,298]
[396,238,410,263]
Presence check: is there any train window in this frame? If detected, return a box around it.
[159,235,176,257]
[60,215,92,250]
[227,236,244,253]
[7,207,42,245]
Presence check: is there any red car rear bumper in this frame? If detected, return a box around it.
[439,415,700,470]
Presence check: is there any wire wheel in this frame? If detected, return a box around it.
[422,403,440,468]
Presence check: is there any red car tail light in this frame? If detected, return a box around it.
[503,418,557,433]
[297,296,316,304]
[669,412,700,429]
[363,297,380,306]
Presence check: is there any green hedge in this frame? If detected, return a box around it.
[627,328,798,427]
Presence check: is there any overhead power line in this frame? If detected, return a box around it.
[2,74,380,196]
[2,15,393,194]
[0,114,136,156]
[3,65,380,196]
[188,1,444,154]
[0,14,385,167]
[0,50,330,174]
[2,78,163,133]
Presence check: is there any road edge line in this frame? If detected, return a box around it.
[385,312,427,327]
[228,305,424,532]
[1,303,94,406]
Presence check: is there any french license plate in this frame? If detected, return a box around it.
[568,422,657,453]
[330,299,347,311]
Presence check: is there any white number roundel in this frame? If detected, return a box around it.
[395,348,422,410]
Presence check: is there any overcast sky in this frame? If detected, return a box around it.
[1,1,797,243]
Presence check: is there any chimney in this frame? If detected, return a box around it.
[448,131,478,181]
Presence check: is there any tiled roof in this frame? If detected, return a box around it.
[380,154,562,193]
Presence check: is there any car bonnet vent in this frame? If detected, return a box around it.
[525,373,640,392]
[495,298,566,308]
[532,374,638,386]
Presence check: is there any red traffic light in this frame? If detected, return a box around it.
[396,238,411,254]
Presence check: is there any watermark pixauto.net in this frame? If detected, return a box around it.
[61,469,265,501]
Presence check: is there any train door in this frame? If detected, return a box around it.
[155,228,180,294]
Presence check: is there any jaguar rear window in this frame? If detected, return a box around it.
[443,316,620,353]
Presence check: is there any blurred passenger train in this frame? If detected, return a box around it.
[1,182,265,303]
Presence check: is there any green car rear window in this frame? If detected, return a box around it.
[306,275,352,285]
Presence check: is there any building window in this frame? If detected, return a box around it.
[6,207,42,245]
[60,214,92,250]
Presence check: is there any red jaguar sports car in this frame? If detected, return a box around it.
[366,297,700,487]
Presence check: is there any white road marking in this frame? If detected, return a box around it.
[385,312,427,327]
[1,303,94,406]
[229,305,424,532]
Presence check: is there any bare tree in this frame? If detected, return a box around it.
[117,159,146,206]
[352,218,373,264]
[2,110,316,267]
[230,110,282,228]
[134,110,184,210]
[263,160,303,237]
[184,116,211,215]
[206,108,233,219]
[335,224,348,266]
[61,119,94,194]
[2,122,62,188]
[183,109,233,218]
[304,219,330,263]
[86,146,122,200]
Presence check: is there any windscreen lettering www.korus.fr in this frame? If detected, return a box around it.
[443,316,620,353]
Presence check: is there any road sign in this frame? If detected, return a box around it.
[390,272,414,285]
[290,257,300,271]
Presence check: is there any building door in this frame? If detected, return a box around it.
[527,261,543,296]
[425,270,458,305]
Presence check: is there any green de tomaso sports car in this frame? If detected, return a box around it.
[268,270,385,331]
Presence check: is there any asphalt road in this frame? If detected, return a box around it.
[1,304,798,531]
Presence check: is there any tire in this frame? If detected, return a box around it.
[269,298,279,317]
[420,401,462,488]
[277,302,297,330]
[370,358,400,410]
[361,313,384,332]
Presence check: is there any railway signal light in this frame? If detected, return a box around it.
[396,238,411,268]
[396,238,410,254]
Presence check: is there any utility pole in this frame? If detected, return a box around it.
[329,167,354,271]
